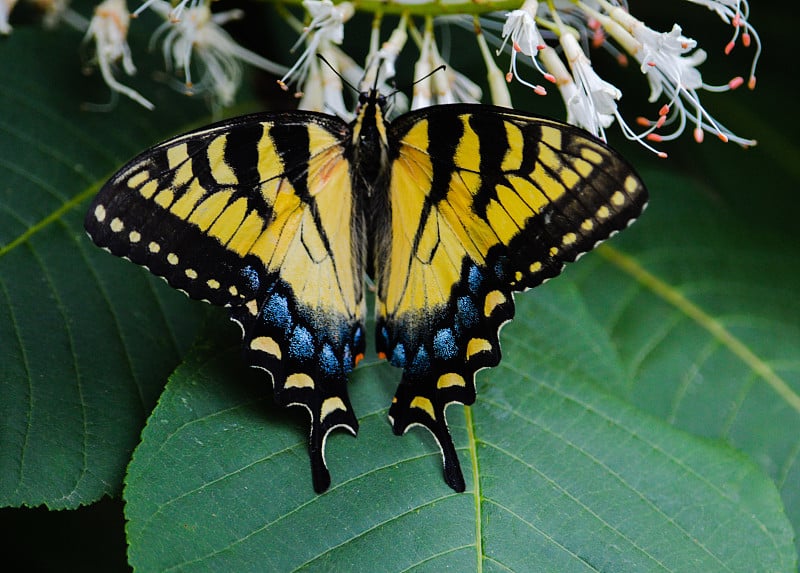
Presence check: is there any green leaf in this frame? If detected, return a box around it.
[570,171,800,561]
[125,255,795,571]
[0,23,211,508]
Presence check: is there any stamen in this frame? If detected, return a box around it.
[728,76,744,90]
[724,41,735,55]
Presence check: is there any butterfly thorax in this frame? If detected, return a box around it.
[349,89,390,197]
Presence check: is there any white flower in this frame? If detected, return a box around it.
[605,9,754,146]
[412,22,481,109]
[279,0,354,93]
[559,33,621,139]
[0,0,18,34]
[633,24,703,102]
[498,0,549,95]
[149,0,286,107]
[685,0,741,19]
[133,0,198,22]
[475,20,512,108]
[297,46,349,119]
[304,0,350,44]
[30,0,88,30]
[83,0,153,110]
[64,0,760,155]
[370,15,408,86]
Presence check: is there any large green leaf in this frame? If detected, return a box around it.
[0,22,211,508]
[124,249,795,571]
[570,174,800,556]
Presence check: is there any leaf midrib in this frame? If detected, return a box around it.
[465,405,483,572]
[597,244,800,414]
[0,186,98,258]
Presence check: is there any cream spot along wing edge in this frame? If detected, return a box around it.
[84,111,367,493]
[376,104,648,491]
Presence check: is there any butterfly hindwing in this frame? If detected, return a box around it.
[85,112,366,492]
[376,105,648,491]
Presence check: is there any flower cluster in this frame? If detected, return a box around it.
[3,0,760,153]
[481,0,760,153]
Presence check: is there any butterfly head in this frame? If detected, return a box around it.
[357,88,387,110]
[351,88,390,177]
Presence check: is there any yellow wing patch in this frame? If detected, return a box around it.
[380,111,644,324]
[114,120,362,321]
[382,114,587,319]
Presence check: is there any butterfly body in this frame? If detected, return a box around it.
[86,90,647,493]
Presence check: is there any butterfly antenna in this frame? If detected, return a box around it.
[416,64,447,85]
[316,54,359,95]
[372,58,384,93]
[385,65,446,100]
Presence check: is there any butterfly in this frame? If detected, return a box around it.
[85,88,647,493]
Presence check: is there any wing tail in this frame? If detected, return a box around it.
[388,376,473,493]
[306,392,359,493]
[232,291,365,494]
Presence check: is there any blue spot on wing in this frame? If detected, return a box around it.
[320,343,340,374]
[241,265,261,293]
[409,347,430,375]
[433,328,457,360]
[391,343,406,368]
[468,265,483,294]
[263,293,292,331]
[289,325,315,359]
[456,296,479,330]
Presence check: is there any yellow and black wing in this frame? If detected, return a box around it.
[376,105,648,491]
[85,112,367,493]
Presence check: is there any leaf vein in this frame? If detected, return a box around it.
[483,499,601,572]
[598,244,800,414]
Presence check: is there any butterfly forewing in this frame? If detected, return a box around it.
[85,112,367,493]
[87,95,647,494]
[376,105,648,491]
